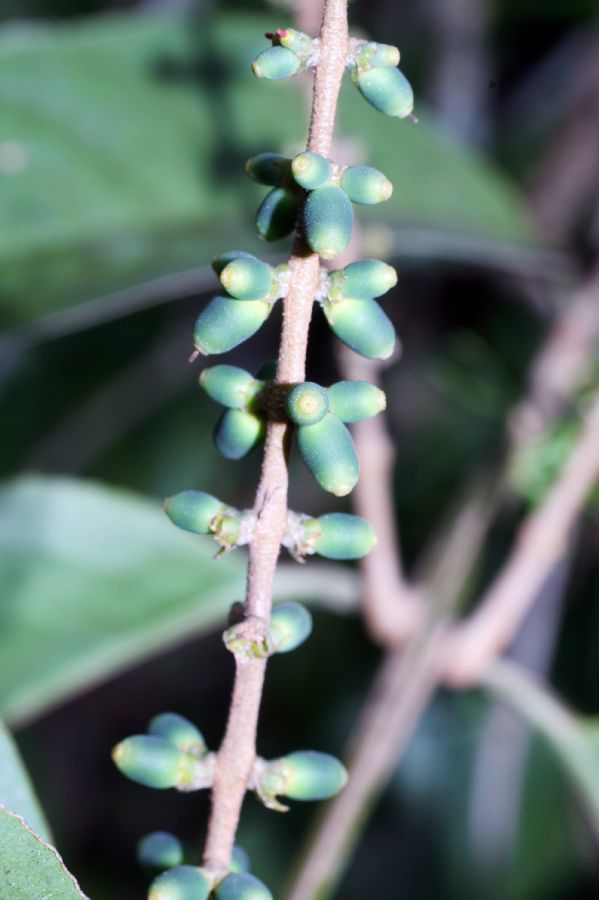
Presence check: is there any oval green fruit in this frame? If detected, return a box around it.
[323,297,396,360]
[200,365,262,410]
[291,151,333,190]
[137,831,184,873]
[256,187,298,242]
[252,45,301,80]
[356,66,414,118]
[148,865,211,900]
[285,381,330,426]
[193,296,271,355]
[214,409,265,460]
[313,513,377,560]
[270,602,313,653]
[303,184,353,259]
[296,413,359,496]
[111,735,193,790]
[215,872,273,900]
[163,490,226,535]
[220,257,274,301]
[279,750,348,801]
[340,165,393,205]
[327,259,397,300]
[148,713,207,756]
[211,250,257,277]
[327,381,386,422]
[245,153,291,187]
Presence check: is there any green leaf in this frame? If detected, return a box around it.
[0,476,360,725]
[0,804,86,898]
[0,720,52,841]
[0,12,537,330]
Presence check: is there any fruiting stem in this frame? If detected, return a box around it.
[202,0,348,875]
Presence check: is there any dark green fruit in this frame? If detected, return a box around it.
[214,409,265,460]
[200,365,262,410]
[296,414,359,496]
[256,188,298,242]
[323,297,396,359]
[164,490,226,535]
[215,872,273,900]
[148,713,207,756]
[148,865,211,900]
[137,831,184,873]
[291,151,333,190]
[220,257,274,301]
[245,153,291,187]
[303,184,353,259]
[194,296,272,355]
[269,602,312,653]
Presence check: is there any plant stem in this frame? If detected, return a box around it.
[202,0,348,875]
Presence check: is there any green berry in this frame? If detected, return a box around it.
[255,360,277,381]
[112,735,195,790]
[164,490,226,535]
[270,602,313,653]
[356,66,414,118]
[193,296,272,355]
[148,713,207,756]
[252,45,301,80]
[230,845,251,875]
[303,184,354,259]
[340,165,393,205]
[245,153,291,187]
[327,381,386,422]
[220,257,274,301]
[313,513,377,560]
[212,250,257,277]
[148,865,211,900]
[328,259,397,300]
[356,41,400,69]
[200,365,262,410]
[323,297,396,359]
[276,27,313,57]
[256,187,298,242]
[215,872,273,900]
[137,831,184,873]
[291,151,333,190]
[278,750,348,801]
[296,413,359,496]
[285,382,330,426]
[214,409,265,460]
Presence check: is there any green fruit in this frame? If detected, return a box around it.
[211,250,257,277]
[214,409,265,460]
[356,66,414,118]
[291,151,333,190]
[148,865,211,900]
[285,382,330,426]
[313,513,377,560]
[303,184,354,259]
[215,872,273,900]
[200,365,262,410]
[252,45,301,80]
[276,27,313,57]
[327,381,386,422]
[270,602,313,653]
[148,713,207,756]
[193,296,272,355]
[164,490,226,535]
[255,360,277,381]
[356,41,400,69]
[137,831,184,873]
[220,257,274,301]
[230,845,251,875]
[327,259,397,300]
[245,153,291,187]
[323,297,396,359]
[296,414,359,496]
[112,736,195,789]
[279,751,347,801]
[256,187,298,242]
[340,165,393,205]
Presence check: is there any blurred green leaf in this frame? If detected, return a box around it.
[0,476,360,726]
[0,11,536,328]
[0,720,51,841]
[0,804,85,898]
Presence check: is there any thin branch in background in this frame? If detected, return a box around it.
[443,386,599,687]
[202,0,349,876]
